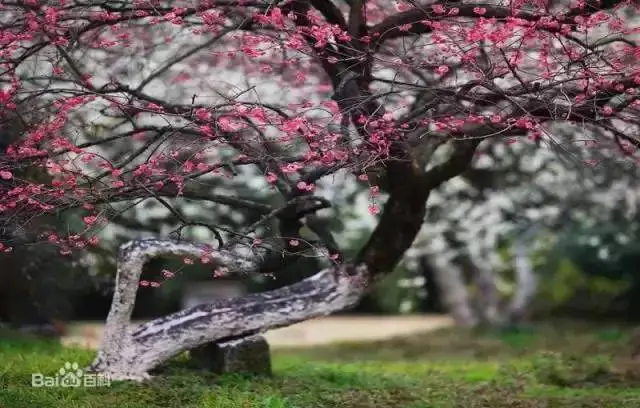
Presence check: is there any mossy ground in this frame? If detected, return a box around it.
[2,321,640,407]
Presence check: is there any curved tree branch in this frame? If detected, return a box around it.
[90,238,367,381]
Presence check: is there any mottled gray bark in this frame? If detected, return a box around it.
[431,259,478,327]
[432,227,539,328]
[89,239,368,381]
[508,228,538,323]
[464,257,502,326]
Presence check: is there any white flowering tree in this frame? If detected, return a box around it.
[406,130,640,326]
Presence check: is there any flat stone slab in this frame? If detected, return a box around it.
[189,334,272,376]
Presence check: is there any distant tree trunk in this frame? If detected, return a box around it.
[430,226,539,328]
[418,256,444,313]
[507,228,538,323]
[462,256,502,326]
[431,258,478,327]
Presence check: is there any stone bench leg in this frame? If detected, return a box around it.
[189,334,272,376]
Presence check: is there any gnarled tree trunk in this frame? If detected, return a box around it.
[89,133,480,381]
[89,239,368,381]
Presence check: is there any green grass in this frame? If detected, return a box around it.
[2,321,640,407]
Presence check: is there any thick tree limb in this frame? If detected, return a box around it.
[90,238,367,381]
[311,0,348,29]
[93,239,258,374]
[369,1,623,49]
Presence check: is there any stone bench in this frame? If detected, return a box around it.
[182,281,272,376]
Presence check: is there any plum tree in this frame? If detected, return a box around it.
[1,0,639,380]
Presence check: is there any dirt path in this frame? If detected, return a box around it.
[61,315,454,349]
